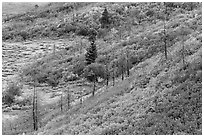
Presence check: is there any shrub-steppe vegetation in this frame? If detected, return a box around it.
[2,2,202,135]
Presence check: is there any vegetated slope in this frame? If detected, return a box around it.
[2,2,94,41]
[29,3,201,135]
[3,2,201,135]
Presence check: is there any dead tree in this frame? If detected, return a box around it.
[180,24,189,69]
[53,44,56,55]
[32,83,38,131]
[60,93,63,112]
[80,95,83,105]
[105,52,109,87]
[93,74,96,96]
[67,87,71,110]
[126,48,130,77]
[112,52,115,86]
[163,3,168,60]
[121,51,124,81]
[32,85,35,131]
[35,86,38,131]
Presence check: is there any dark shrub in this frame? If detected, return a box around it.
[83,63,107,82]
[76,23,90,36]
[72,58,86,76]
[3,82,22,106]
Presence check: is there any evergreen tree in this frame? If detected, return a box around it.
[100,8,110,28]
[85,34,97,65]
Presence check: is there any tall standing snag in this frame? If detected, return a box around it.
[112,52,115,86]
[126,48,130,77]
[105,52,109,87]
[163,2,168,60]
[32,82,38,131]
[32,84,35,131]
[179,24,190,69]
[67,87,71,110]
[93,76,96,96]
[61,93,63,112]
[121,51,124,81]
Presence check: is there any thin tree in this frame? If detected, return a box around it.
[93,74,96,96]
[60,93,63,112]
[126,48,130,77]
[32,84,36,131]
[35,85,38,131]
[67,87,71,110]
[80,94,83,105]
[53,44,56,55]
[72,3,75,23]
[32,81,38,131]
[181,26,185,68]
[121,51,124,81]
[179,24,190,68]
[105,52,109,87]
[112,52,115,86]
[163,2,168,60]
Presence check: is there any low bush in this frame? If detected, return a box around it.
[76,23,90,37]
[2,82,22,106]
[72,55,86,76]
[64,73,79,82]
[14,95,32,107]
[46,69,63,87]
[83,63,107,82]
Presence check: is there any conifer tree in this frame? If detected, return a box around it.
[100,7,110,28]
[85,38,97,65]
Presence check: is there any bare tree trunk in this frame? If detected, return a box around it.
[93,77,96,96]
[72,3,75,23]
[112,70,115,86]
[182,35,185,68]
[61,93,63,112]
[33,84,36,131]
[121,65,124,80]
[164,3,168,60]
[126,48,130,77]
[35,87,38,131]
[112,52,115,86]
[105,53,109,87]
[80,95,83,105]
[53,44,55,56]
[67,88,70,110]
[121,51,124,81]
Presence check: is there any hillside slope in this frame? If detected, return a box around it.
[2,2,202,135]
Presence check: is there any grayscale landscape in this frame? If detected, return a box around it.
[2,2,202,135]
